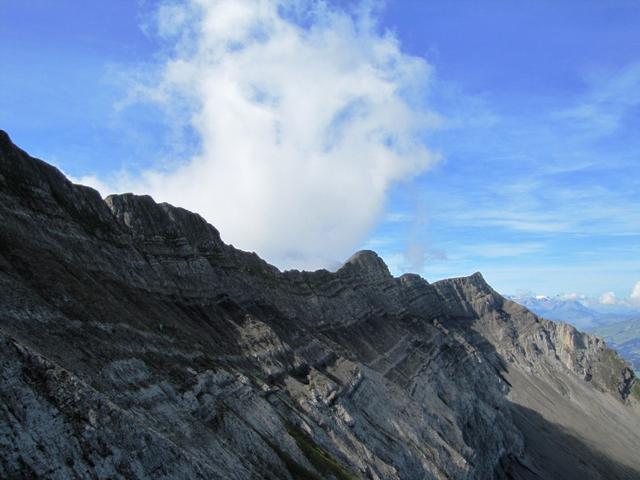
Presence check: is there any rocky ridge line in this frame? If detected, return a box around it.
[1,129,639,480]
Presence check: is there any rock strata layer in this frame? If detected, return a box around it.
[1,130,639,480]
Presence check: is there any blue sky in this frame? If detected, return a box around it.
[1,0,639,299]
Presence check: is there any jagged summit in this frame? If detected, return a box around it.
[338,249,392,279]
[0,129,11,147]
[1,131,640,480]
[105,192,225,249]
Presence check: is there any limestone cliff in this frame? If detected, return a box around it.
[1,130,639,479]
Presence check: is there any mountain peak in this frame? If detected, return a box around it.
[0,129,11,146]
[339,249,391,279]
[105,191,224,253]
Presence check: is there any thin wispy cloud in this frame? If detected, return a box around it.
[457,242,544,259]
[88,0,441,270]
[558,63,640,136]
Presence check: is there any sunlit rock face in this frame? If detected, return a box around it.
[1,129,639,480]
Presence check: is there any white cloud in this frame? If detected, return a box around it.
[558,292,586,301]
[599,291,617,305]
[99,0,440,270]
[594,282,640,307]
[630,281,640,304]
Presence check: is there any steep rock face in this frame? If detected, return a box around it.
[0,129,639,480]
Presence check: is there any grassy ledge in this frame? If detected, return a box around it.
[285,423,356,480]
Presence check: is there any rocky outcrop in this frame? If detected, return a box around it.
[1,129,639,479]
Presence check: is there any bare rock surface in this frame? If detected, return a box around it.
[1,129,639,479]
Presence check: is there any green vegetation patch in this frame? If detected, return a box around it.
[262,439,323,480]
[631,380,640,402]
[285,423,355,480]
[595,348,627,395]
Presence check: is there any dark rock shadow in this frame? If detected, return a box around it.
[499,402,640,480]
[437,309,640,479]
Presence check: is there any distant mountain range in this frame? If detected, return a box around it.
[510,294,640,371]
[508,295,601,329]
[590,319,640,372]
[508,294,640,328]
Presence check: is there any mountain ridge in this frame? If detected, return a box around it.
[1,129,639,479]
[591,318,640,372]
